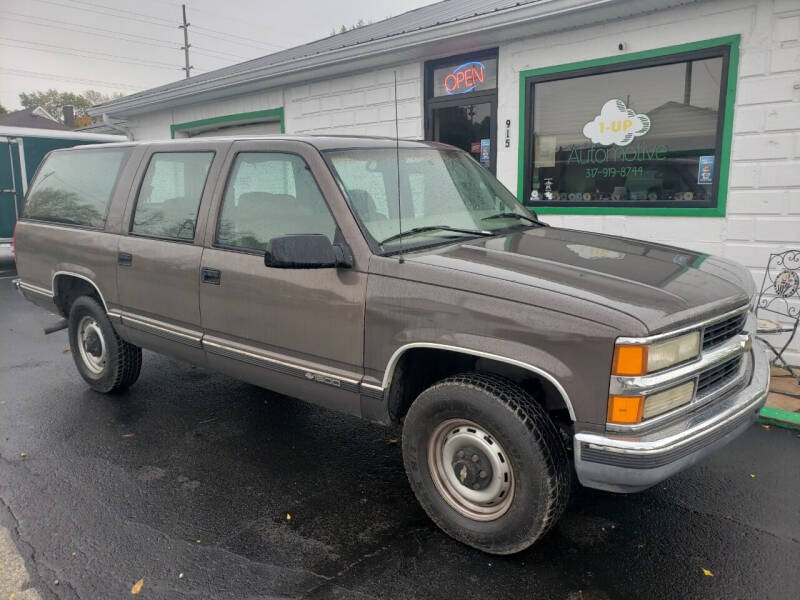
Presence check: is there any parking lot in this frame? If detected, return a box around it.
[1,274,798,600]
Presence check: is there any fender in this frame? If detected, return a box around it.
[380,342,576,421]
[52,270,109,312]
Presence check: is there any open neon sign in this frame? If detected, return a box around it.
[443,61,486,95]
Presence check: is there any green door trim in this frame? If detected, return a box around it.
[517,35,740,217]
[170,108,285,139]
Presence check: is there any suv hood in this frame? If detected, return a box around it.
[407,227,753,333]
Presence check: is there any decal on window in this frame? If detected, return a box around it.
[582,99,651,147]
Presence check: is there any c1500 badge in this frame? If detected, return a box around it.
[305,372,342,388]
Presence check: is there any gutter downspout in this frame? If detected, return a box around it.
[102,114,134,140]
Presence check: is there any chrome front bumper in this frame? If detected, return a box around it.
[574,340,770,493]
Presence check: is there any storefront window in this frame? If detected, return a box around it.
[522,45,731,211]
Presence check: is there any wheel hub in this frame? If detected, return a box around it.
[451,446,493,491]
[427,419,515,521]
[76,316,107,375]
[83,330,102,356]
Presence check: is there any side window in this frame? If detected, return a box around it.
[131,152,214,240]
[217,152,337,252]
[23,148,128,228]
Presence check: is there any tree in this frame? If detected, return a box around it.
[83,89,123,106]
[18,89,124,122]
[0,104,7,116]
[331,19,368,35]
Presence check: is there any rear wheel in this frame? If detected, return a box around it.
[68,296,142,393]
[402,373,570,554]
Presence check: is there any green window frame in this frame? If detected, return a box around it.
[170,108,285,139]
[517,35,739,217]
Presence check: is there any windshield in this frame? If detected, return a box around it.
[326,148,534,252]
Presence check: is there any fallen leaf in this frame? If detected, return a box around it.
[761,424,770,430]
[121,433,135,438]
[62,349,71,354]
[749,474,756,478]
[131,578,144,594]
[388,439,398,445]
[286,513,292,521]
[195,539,201,544]
[71,552,76,557]
[19,453,26,458]
[178,573,184,579]
[701,568,714,577]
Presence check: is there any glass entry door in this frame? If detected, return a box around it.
[425,50,498,174]
[431,102,495,172]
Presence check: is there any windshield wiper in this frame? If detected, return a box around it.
[481,212,542,225]
[378,225,492,246]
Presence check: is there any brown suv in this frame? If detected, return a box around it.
[13,136,769,554]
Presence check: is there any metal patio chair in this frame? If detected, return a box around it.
[755,249,800,384]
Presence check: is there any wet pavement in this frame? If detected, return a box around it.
[1,276,798,600]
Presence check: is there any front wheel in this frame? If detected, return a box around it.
[402,373,570,554]
[68,296,142,393]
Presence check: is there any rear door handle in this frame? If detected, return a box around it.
[201,267,221,285]
[118,252,132,266]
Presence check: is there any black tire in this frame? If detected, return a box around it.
[402,373,570,554]
[67,296,142,393]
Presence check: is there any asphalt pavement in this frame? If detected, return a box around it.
[0,272,798,600]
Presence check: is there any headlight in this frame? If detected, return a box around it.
[608,381,696,424]
[612,331,700,376]
[641,380,695,419]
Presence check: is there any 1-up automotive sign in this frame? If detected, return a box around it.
[583,99,650,146]
[444,62,487,94]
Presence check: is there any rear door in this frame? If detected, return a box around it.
[0,136,21,242]
[115,141,229,363]
[198,139,368,416]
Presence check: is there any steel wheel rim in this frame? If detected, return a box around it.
[77,315,107,375]
[427,419,515,521]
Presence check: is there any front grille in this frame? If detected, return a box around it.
[696,356,742,398]
[702,312,746,350]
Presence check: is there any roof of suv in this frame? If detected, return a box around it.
[60,135,445,151]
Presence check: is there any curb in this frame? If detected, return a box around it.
[758,407,800,431]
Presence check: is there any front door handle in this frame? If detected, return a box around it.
[118,252,132,266]
[201,267,221,285]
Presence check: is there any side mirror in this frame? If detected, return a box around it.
[264,234,352,269]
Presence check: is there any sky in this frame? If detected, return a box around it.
[0,0,437,112]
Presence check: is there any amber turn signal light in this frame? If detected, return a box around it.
[612,344,647,376]
[607,395,644,424]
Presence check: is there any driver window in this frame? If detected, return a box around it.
[132,152,214,240]
[216,152,337,252]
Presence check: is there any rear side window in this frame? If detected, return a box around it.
[23,148,128,228]
[216,152,336,252]
[132,152,214,241]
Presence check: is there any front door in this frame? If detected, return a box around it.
[116,143,225,363]
[430,101,496,171]
[425,51,498,173]
[198,140,367,416]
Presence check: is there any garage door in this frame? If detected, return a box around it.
[187,120,282,137]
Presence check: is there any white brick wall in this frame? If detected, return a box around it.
[286,62,423,139]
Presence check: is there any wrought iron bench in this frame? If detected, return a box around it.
[756,249,800,383]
